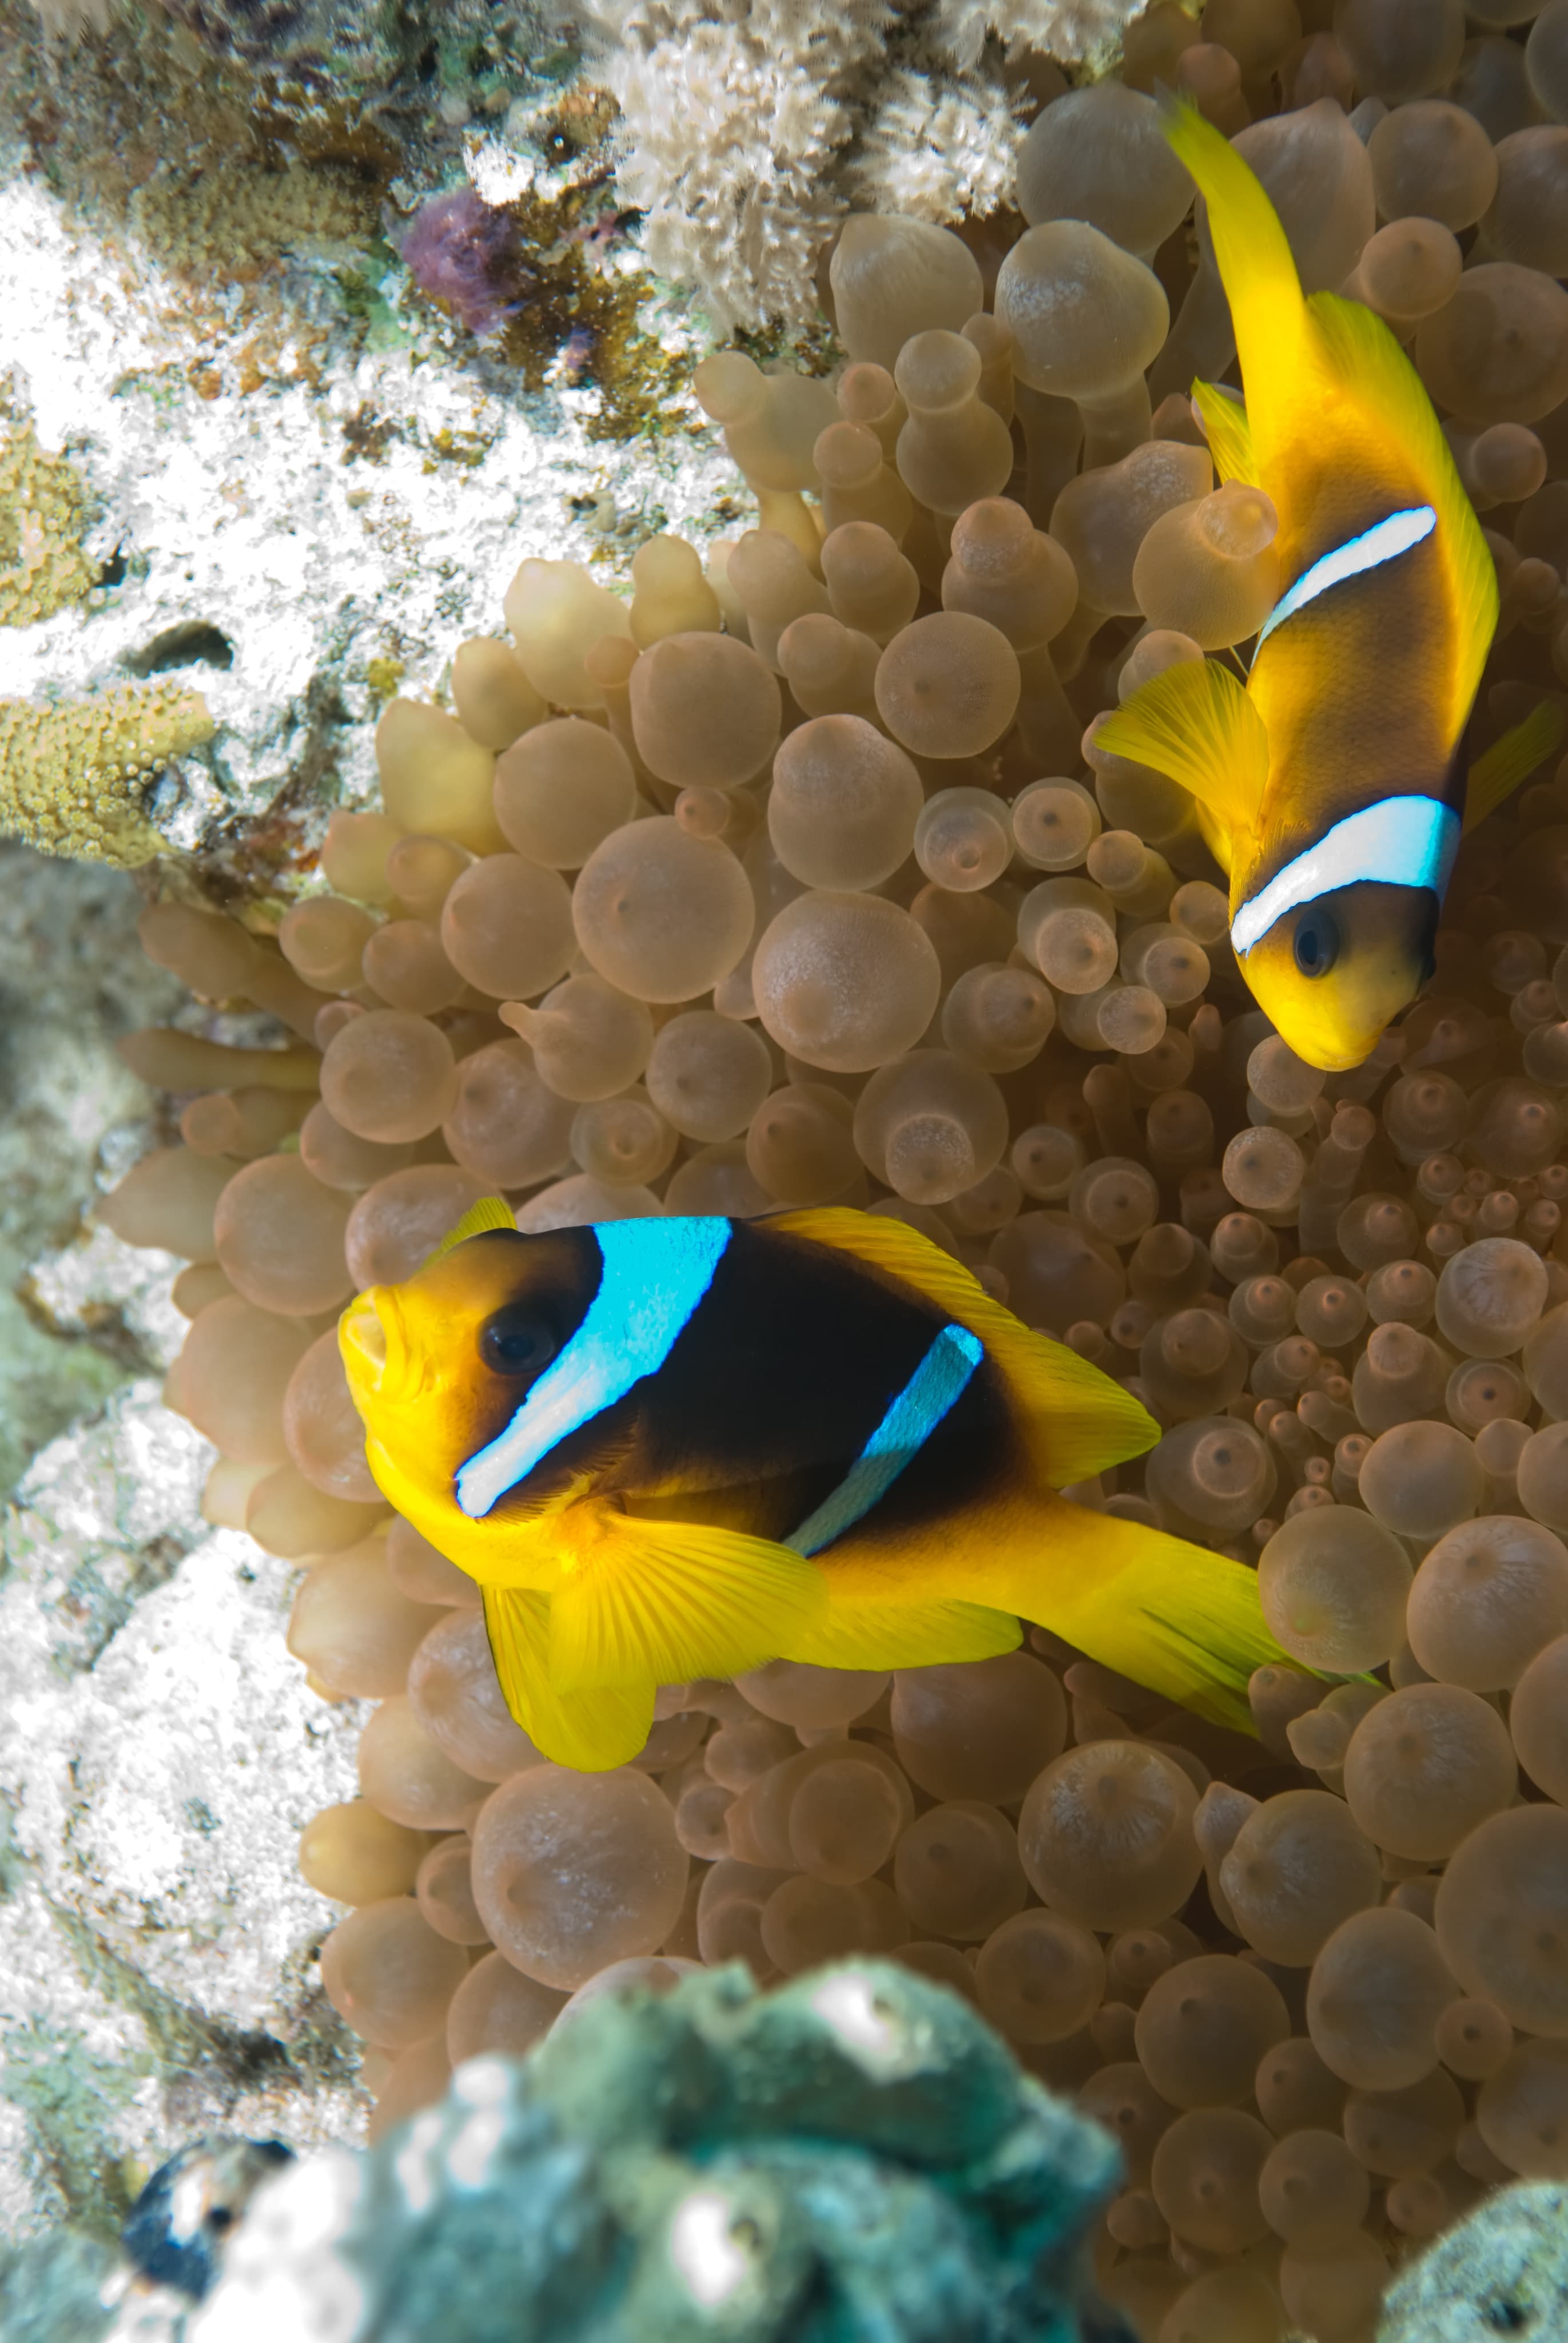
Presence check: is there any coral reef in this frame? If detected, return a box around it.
[14,8,1568,2342]
[78,18,1568,2316]
[0,0,735,881]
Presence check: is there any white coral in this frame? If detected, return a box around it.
[575,0,897,332]
[930,0,1150,72]
[845,61,1029,223]
[27,0,112,36]
[558,0,1152,329]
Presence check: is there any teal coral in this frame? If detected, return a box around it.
[197,1959,1127,2340]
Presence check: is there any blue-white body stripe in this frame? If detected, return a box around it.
[455,1217,732,1520]
[1253,504,1436,656]
[783,1323,984,1559]
[1230,794,1460,957]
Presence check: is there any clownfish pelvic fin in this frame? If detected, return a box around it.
[1463,700,1566,834]
[483,1580,655,1772]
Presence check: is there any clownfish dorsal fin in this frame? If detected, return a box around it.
[1306,289,1497,744]
[768,1207,1159,1489]
[482,1583,655,1771]
[546,1504,828,1699]
[1093,656,1269,864]
[1464,700,1566,833]
[1191,379,1255,488]
[422,1193,518,1269]
[1161,96,1306,432]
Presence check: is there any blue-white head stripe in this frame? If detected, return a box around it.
[1231,793,1459,958]
[784,1323,984,1559]
[455,1217,731,1519]
[1255,504,1436,656]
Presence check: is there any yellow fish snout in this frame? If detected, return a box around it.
[339,1288,405,1410]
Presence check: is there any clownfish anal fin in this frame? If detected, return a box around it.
[423,1193,518,1270]
[546,1504,827,1698]
[769,1207,1160,1488]
[1191,379,1255,487]
[781,1597,1023,1673]
[482,1582,654,1771]
[1464,700,1566,833]
[1306,289,1498,737]
[1093,657,1269,860]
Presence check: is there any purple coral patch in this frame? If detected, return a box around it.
[397,189,529,339]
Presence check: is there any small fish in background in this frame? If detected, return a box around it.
[1098,97,1562,1075]
[340,1197,1296,1771]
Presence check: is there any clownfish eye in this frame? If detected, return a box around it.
[1293,907,1340,978]
[478,1304,558,1379]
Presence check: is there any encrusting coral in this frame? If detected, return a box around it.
[126,160,374,288]
[74,8,1568,2340]
[0,420,95,630]
[0,683,213,865]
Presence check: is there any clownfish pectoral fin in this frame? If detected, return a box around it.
[768,1208,1159,1488]
[1093,657,1268,865]
[1464,700,1566,833]
[481,1582,655,1770]
[546,1503,829,1697]
[1306,289,1498,742]
[1191,379,1255,488]
[421,1192,518,1270]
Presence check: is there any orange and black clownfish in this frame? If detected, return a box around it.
[1099,98,1562,1074]
[339,1197,1296,1770]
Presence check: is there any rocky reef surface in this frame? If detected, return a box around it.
[0,839,372,2241]
[0,0,742,2238]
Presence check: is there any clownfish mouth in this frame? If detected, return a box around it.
[340,1288,399,1402]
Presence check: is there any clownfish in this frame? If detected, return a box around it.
[339,1194,1296,1770]
[1097,99,1561,1074]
